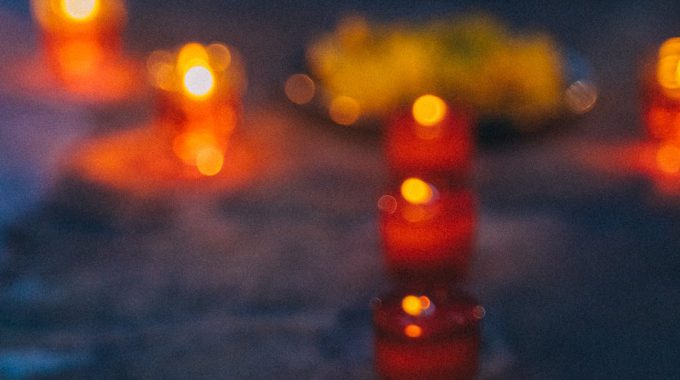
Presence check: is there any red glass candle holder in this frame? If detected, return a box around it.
[31,0,127,91]
[374,288,484,380]
[378,177,475,284]
[148,42,246,177]
[642,38,680,140]
[385,95,474,181]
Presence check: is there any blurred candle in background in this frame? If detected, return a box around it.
[374,289,483,380]
[643,38,680,141]
[148,42,245,177]
[641,38,680,175]
[31,0,129,93]
[386,95,473,180]
[379,177,475,284]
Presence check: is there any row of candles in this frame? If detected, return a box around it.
[373,95,483,379]
[30,0,242,178]
[33,1,484,376]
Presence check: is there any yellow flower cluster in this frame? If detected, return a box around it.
[307,14,565,127]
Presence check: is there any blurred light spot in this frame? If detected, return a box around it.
[196,146,224,176]
[404,324,423,338]
[61,0,99,21]
[207,43,232,71]
[377,195,398,214]
[401,295,432,317]
[183,65,215,99]
[178,43,210,70]
[412,95,447,127]
[656,143,680,174]
[285,74,316,105]
[173,132,216,165]
[147,50,175,90]
[336,15,370,49]
[400,178,434,205]
[565,80,598,114]
[329,95,361,126]
[657,38,680,91]
[472,306,486,320]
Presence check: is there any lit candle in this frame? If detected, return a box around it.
[374,289,484,380]
[378,177,475,284]
[147,42,245,177]
[386,95,474,180]
[31,0,127,92]
[643,38,680,140]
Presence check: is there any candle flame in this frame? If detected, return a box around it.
[412,94,447,127]
[400,178,434,205]
[657,38,680,92]
[61,0,99,21]
[404,324,423,338]
[183,65,216,99]
[401,295,432,317]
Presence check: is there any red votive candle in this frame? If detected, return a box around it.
[386,95,474,181]
[148,42,245,177]
[643,37,680,140]
[378,177,475,284]
[374,288,483,380]
[31,0,127,90]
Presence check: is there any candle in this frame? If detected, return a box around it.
[643,37,680,140]
[386,95,473,180]
[31,0,128,92]
[147,42,245,177]
[374,288,484,380]
[379,177,475,284]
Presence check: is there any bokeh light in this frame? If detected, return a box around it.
[400,178,434,205]
[657,38,680,92]
[285,74,316,105]
[656,143,680,174]
[61,0,99,21]
[329,95,361,126]
[403,324,423,338]
[196,146,225,176]
[377,195,398,214]
[183,65,216,99]
[207,43,232,71]
[412,95,447,127]
[565,80,598,114]
[401,295,432,317]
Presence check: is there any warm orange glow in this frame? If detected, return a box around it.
[61,0,99,22]
[329,95,361,125]
[403,324,423,338]
[183,65,216,99]
[657,38,680,94]
[412,95,447,127]
[401,295,432,317]
[656,143,680,174]
[207,43,232,71]
[196,146,225,176]
[400,178,434,205]
[147,50,175,91]
[54,39,103,78]
[285,74,316,105]
[173,132,217,164]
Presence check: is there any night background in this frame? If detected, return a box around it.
[1,0,680,379]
